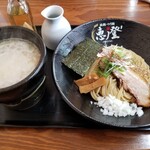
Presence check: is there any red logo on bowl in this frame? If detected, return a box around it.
[91,22,123,44]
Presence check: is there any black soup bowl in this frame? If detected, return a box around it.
[53,19,150,128]
[0,26,47,110]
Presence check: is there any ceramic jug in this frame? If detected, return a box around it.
[41,5,71,50]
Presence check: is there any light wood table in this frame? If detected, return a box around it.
[0,0,150,149]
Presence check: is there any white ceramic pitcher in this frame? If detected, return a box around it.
[41,5,71,50]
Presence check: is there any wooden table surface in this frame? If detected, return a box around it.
[0,0,150,149]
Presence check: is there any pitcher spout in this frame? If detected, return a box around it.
[41,5,64,20]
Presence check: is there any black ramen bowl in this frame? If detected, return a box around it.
[0,26,46,110]
[53,18,150,128]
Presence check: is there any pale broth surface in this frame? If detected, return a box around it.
[0,38,41,89]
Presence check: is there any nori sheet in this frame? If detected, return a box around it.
[62,38,102,76]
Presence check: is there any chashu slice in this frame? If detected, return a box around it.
[113,68,150,107]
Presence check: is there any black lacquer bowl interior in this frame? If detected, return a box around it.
[53,18,150,128]
[0,26,46,109]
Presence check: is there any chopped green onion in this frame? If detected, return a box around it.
[97,46,128,78]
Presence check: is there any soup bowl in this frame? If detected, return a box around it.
[53,18,150,128]
[0,26,46,110]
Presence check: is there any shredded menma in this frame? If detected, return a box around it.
[92,95,144,117]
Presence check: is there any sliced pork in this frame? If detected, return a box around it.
[113,68,150,107]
